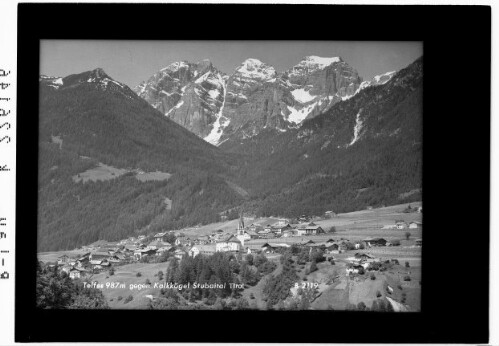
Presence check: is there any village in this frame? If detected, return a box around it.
[38,202,422,310]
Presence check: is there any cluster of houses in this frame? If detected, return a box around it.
[235,218,326,240]
[382,220,422,230]
[52,211,422,280]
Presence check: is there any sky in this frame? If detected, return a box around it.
[40,40,422,88]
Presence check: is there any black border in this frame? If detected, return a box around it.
[16,3,491,343]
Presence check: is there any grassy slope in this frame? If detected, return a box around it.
[90,261,170,309]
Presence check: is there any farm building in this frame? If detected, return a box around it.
[298,215,310,222]
[362,237,387,247]
[195,235,211,244]
[272,224,293,235]
[324,211,337,218]
[245,243,262,254]
[57,255,69,265]
[175,238,192,247]
[395,221,408,229]
[69,267,86,279]
[297,223,325,235]
[90,259,111,270]
[353,253,375,261]
[409,221,422,229]
[247,223,264,233]
[299,239,315,246]
[133,248,157,260]
[153,232,169,242]
[261,243,290,253]
[325,242,339,250]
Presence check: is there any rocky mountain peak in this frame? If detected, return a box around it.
[134,56,403,147]
[89,67,109,79]
[234,58,276,81]
[160,61,190,73]
[302,55,343,68]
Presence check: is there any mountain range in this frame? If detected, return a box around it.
[38,55,422,251]
[134,56,395,145]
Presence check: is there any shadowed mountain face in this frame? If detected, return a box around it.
[38,56,422,251]
[38,69,244,251]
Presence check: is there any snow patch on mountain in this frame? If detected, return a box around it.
[303,56,342,68]
[289,56,343,77]
[208,88,220,100]
[286,102,318,124]
[40,76,64,89]
[292,88,317,103]
[204,80,229,146]
[374,71,396,83]
[347,111,364,147]
[354,71,396,96]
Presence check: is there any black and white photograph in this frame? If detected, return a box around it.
[6,2,491,344]
[36,40,423,311]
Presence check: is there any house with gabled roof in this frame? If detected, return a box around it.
[69,267,87,279]
[297,222,325,235]
[248,223,263,233]
[57,254,69,265]
[261,242,291,253]
[409,221,422,229]
[272,223,293,235]
[132,247,156,261]
[153,232,169,242]
[395,220,408,229]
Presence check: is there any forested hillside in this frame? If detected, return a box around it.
[38,70,243,251]
[224,57,423,217]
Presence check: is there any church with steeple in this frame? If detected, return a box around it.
[236,209,247,246]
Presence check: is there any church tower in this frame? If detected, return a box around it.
[237,211,245,235]
[236,209,246,246]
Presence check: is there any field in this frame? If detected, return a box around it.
[71,162,171,184]
[90,262,170,309]
[72,163,129,183]
[37,202,422,310]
